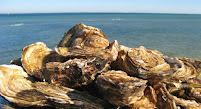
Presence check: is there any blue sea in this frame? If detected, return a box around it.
[0,13,201,107]
[1,13,201,65]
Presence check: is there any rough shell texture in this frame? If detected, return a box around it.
[96,70,147,107]
[131,86,157,109]
[98,40,119,61]
[138,57,196,83]
[57,23,108,48]
[156,83,200,109]
[0,65,108,108]
[111,45,169,75]
[0,65,48,107]
[179,57,201,83]
[34,57,110,88]
[164,81,201,104]
[21,42,67,78]
[3,23,201,109]
[55,23,119,62]
[112,46,197,84]
[55,23,109,57]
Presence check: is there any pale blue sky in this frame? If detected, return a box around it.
[1,0,201,14]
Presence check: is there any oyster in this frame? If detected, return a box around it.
[22,42,110,88]
[164,81,201,104]
[56,23,109,57]
[21,42,67,78]
[112,45,196,84]
[111,46,169,75]
[96,70,147,107]
[179,57,201,83]
[139,57,196,83]
[0,64,48,107]
[98,40,119,61]
[131,86,157,109]
[34,57,110,88]
[170,58,197,81]
[55,23,119,61]
[57,23,108,49]
[0,65,108,108]
[3,23,201,108]
[157,83,200,109]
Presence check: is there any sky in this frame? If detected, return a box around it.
[1,0,201,14]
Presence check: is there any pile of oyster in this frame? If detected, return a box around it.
[1,23,201,109]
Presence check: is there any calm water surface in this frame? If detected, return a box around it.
[1,13,201,64]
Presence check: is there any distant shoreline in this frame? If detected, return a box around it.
[0,12,201,15]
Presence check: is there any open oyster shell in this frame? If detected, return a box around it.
[0,65,108,108]
[96,70,147,107]
[34,57,110,88]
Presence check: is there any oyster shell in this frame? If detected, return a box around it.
[131,86,157,109]
[21,42,67,78]
[0,65,108,108]
[96,70,147,107]
[98,40,119,61]
[55,23,119,61]
[56,23,109,57]
[57,23,108,48]
[112,45,196,84]
[34,57,110,88]
[3,23,201,108]
[169,58,197,81]
[139,57,196,83]
[112,45,169,75]
[22,41,110,88]
[164,81,201,104]
[0,64,48,107]
[179,57,201,83]
[156,83,200,109]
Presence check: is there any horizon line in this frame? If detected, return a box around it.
[1,12,201,15]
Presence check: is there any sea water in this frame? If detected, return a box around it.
[0,13,201,106]
[1,13,201,64]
